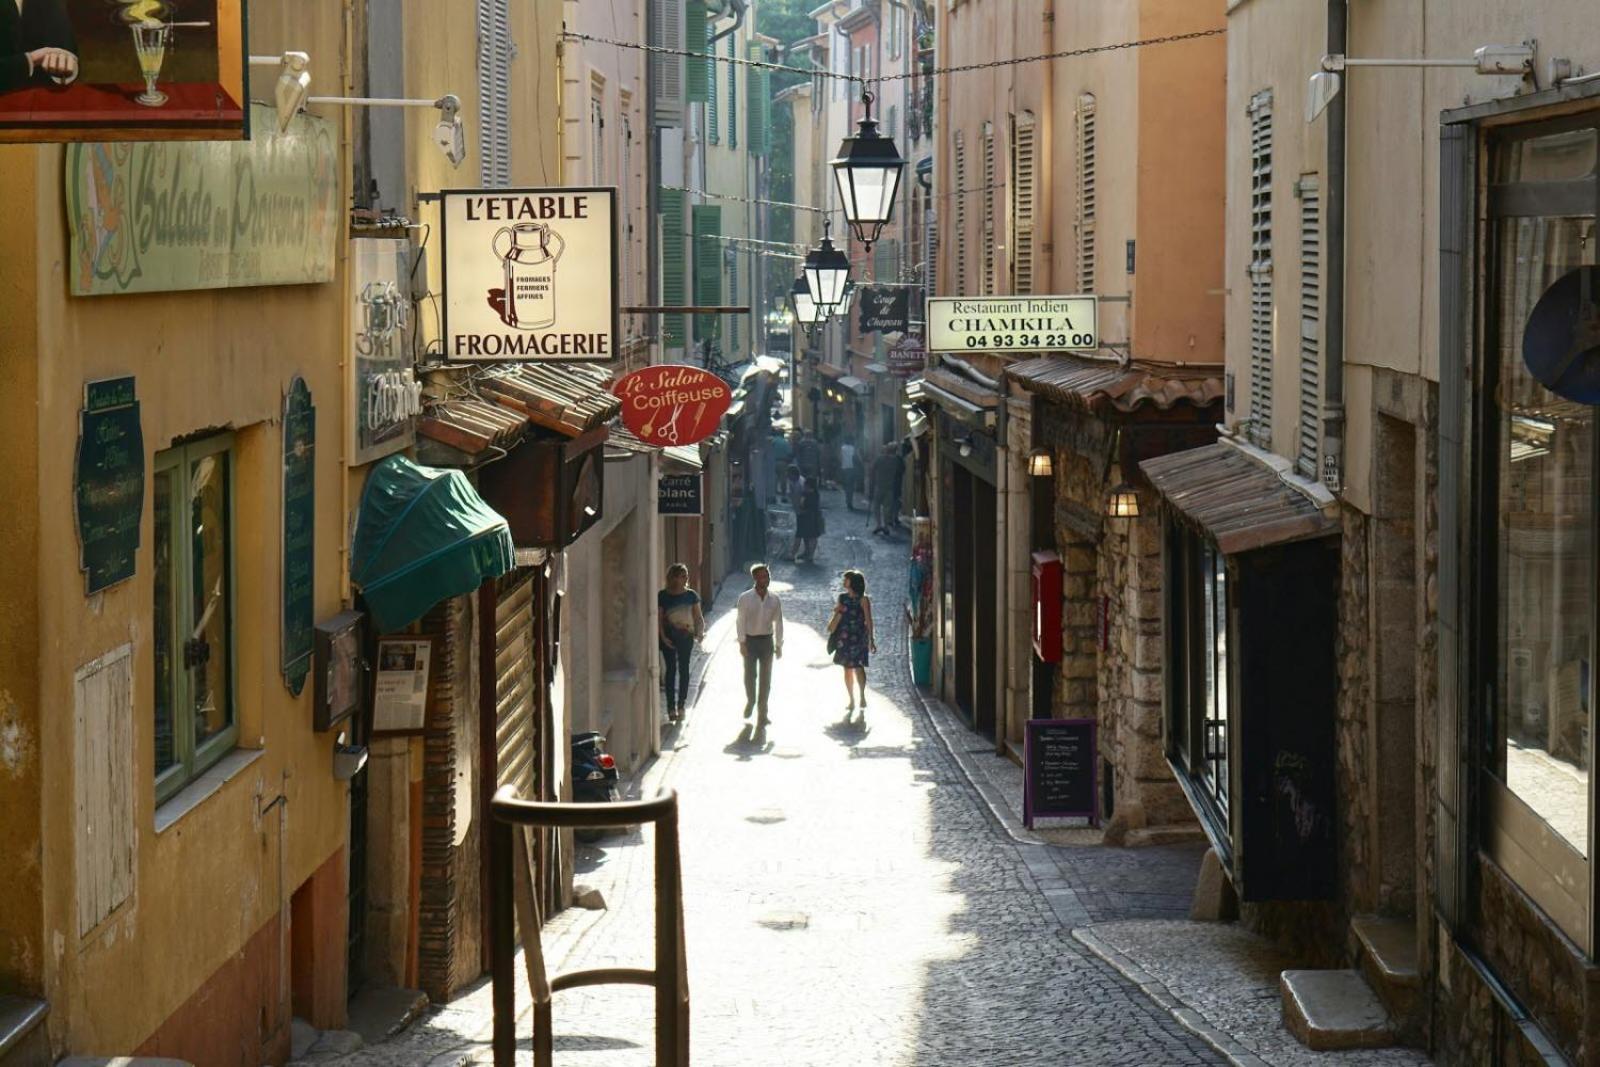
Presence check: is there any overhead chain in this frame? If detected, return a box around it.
[560,27,1226,85]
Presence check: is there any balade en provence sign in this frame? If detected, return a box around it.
[65,104,339,296]
[441,188,619,362]
[926,296,1098,354]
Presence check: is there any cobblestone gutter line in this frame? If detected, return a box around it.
[1072,927,1273,1067]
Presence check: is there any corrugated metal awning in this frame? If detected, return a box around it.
[1140,442,1337,555]
[1007,354,1223,414]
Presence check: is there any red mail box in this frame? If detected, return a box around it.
[1031,550,1063,662]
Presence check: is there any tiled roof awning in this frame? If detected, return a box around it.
[606,421,704,471]
[917,366,998,414]
[1140,442,1337,555]
[1007,354,1222,414]
[417,398,529,455]
[477,363,621,436]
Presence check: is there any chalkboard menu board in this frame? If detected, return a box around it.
[282,377,316,696]
[1024,718,1098,827]
[75,377,144,595]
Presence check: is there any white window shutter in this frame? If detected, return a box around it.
[1248,90,1274,449]
[1076,94,1097,294]
[982,122,996,295]
[953,131,967,294]
[1297,176,1321,477]
[476,0,512,187]
[652,0,685,127]
[1012,113,1036,295]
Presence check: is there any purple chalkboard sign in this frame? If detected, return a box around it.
[1024,718,1098,828]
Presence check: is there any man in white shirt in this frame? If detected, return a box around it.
[839,438,859,511]
[735,562,784,725]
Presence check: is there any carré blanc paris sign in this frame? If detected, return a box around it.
[926,296,1098,354]
[441,187,619,362]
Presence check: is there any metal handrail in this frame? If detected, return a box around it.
[488,785,689,1067]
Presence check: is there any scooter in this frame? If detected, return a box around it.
[572,731,620,841]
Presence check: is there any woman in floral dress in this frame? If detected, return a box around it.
[829,570,876,715]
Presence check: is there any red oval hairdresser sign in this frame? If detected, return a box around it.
[612,365,732,447]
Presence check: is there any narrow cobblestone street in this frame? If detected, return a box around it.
[317,491,1224,1066]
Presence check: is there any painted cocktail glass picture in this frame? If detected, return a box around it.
[0,0,245,142]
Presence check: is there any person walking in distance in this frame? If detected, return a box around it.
[828,570,876,717]
[657,563,705,723]
[736,563,785,726]
[794,431,821,483]
[838,437,860,511]
[794,473,824,562]
[869,441,900,536]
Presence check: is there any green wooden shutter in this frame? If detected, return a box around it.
[659,187,687,349]
[747,42,770,155]
[686,3,710,103]
[693,205,722,343]
[727,252,740,353]
[706,16,719,144]
[727,34,738,149]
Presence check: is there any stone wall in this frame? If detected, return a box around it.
[1052,442,1104,720]
[1336,505,1374,919]
[1037,397,1194,844]
[1096,507,1195,842]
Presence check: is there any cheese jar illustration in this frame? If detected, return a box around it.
[492,223,565,330]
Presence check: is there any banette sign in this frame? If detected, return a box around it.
[441,187,618,362]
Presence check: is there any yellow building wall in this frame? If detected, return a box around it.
[0,149,43,1000]
[0,0,367,1055]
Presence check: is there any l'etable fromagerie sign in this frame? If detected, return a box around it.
[441,188,619,362]
[926,296,1098,354]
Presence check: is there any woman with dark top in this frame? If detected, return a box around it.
[828,570,876,715]
[794,475,824,562]
[657,563,704,722]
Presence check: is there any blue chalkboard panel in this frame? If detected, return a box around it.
[76,377,144,594]
[282,377,316,696]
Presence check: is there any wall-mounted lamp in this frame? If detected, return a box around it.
[1105,482,1140,518]
[1027,448,1053,478]
[248,51,311,133]
[307,93,467,167]
[958,434,974,458]
[1306,43,1533,122]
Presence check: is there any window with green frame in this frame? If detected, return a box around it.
[153,434,237,804]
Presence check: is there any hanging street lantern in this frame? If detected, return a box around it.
[803,218,852,311]
[831,88,907,250]
[789,275,827,339]
[836,280,857,318]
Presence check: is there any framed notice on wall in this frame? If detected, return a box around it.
[372,636,433,735]
[440,187,619,362]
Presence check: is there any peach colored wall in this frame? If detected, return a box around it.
[1133,0,1226,365]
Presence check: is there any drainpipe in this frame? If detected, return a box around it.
[1323,0,1347,492]
[709,0,746,47]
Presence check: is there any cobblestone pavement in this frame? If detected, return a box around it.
[1074,921,1432,1067]
[321,490,1224,1066]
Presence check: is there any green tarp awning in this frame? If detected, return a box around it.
[351,455,515,634]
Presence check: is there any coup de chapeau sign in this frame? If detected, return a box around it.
[440,187,619,362]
